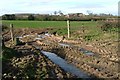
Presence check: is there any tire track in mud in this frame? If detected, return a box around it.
[2,44,76,79]
[32,40,120,79]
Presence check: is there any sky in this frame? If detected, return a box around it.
[0,0,119,16]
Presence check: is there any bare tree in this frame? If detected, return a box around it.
[58,10,64,16]
[54,11,57,15]
[86,10,93,16]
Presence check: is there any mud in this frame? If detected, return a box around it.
[2,28,120,79]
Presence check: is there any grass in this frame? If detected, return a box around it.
[2,20,98,28]
[2,20,98,35]
[2,20,117,41]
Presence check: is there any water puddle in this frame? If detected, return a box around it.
[41,51,90,78]
[34,38,42,40]
[58,43,96,56]
[79,48,94,56]
[58,43,70,47]
[35,33,51,40]
[45,33,51,36]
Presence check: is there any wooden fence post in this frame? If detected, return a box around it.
[67,14,70,38]
[10,24,14,44]
[67,20,70,38]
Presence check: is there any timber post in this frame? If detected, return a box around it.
[67,14,70,38]
[10,24,14,44]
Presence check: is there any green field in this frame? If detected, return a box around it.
[2,20,98,28]
[2,20,99,34]
[3,20,117,41]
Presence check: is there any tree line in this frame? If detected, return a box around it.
[2,14,116,21]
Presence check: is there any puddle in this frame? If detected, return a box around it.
[58,43,70,47]
[41,51,90,78]
[45,33,51,36]
[58,43,98,57]
[79,48,94,56]
[34,38,42,41]
[37,35,46,38]
[37,33,51,39]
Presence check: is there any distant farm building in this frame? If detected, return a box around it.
[67,13,85,17]
[106,18,118,22]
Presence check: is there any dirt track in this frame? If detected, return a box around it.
[2,44,76,79]
[2,28,120,79]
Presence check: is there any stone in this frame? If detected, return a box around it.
[13,76,16,78]
[3,73,7,76]
[55,69,59,73]
[57,73,63,78]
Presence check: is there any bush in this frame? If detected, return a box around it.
[100,21,118,32]
[28,15,35,20]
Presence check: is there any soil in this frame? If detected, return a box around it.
[2,28,120,79]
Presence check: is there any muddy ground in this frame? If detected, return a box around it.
[2,44,76,79]
[2,28,120,79]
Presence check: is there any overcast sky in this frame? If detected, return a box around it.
[0,0,119,15]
